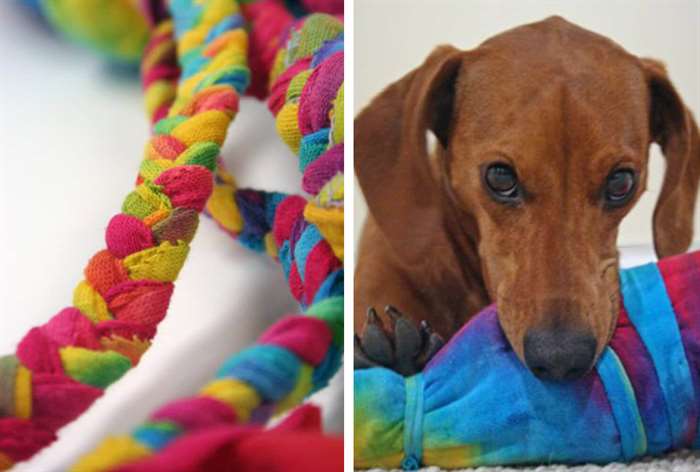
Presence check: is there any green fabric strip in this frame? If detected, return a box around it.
[0,355,19,417]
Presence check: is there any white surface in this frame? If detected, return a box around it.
[354,0,700,249]
[0,4,342,471]
[619,242,700,269]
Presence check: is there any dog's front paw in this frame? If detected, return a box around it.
[354,305,444,376]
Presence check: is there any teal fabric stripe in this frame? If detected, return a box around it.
[133,422,182,450]
[402,374,425,470]
[620,263,695,448]
[597,347,647,459]
[294,225,323,281]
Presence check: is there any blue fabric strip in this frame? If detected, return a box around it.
[596,347,647,459]
[402,374,425,470]
[312,269,343,306]
[620,263,695,448]
[279,241,292,280]
[216,345,300,402]
[295,225,323,281]
[133,422,181,450]
[204,14,245,43]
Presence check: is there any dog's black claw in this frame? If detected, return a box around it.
[360,307,394,366]
[419,320,432,341]
[390,307,423,375]
[354,305,445,376]
[385,304,402,320]
[367,306,381,324]
[421,333,445,366]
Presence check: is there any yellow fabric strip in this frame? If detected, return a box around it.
[206,184,244,234]
[331,83,344,144]
[170,110,231,146]
[304,203,343,261]
[73,280,112,323]
[274,364,313,415]
[14,366,32,420]
[275,103,301,154]
[123,241,189,282]
[144,81,176,117]
[200,378,261,422]
[264,232,278,259]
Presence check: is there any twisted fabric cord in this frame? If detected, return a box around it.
[0,0,249,468]
[138,3,281,256]
[141,18,179,126]
[71,9,344,472]
[206,10,344,264]
[141,1,343,264]
[140,0,297,260]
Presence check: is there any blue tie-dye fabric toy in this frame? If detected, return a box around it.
[355,251,700,469]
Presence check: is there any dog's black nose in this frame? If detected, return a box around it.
[523,327,597,381]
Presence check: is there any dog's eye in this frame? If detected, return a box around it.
[485,164,519,201]
[605,169,636,206]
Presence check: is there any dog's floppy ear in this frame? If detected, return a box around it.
[355,45,464,265]
[642,58,700,258]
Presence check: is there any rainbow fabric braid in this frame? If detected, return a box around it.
[0,0,249,468]
[71,8,344,472]
[141,2,343,264]
[205,10,344,264]
[141,18,179,126]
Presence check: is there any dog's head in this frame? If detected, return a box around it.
[355,16,700,380]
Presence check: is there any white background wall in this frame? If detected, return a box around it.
[354,0,700,255]
[0,3,341,470]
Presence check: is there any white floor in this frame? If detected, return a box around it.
[0,4,342,471]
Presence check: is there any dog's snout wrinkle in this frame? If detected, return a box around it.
[524,326,597,381]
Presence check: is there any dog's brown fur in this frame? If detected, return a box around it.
[354,16,700,367]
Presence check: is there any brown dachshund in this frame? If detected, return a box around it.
[354,16,700,379]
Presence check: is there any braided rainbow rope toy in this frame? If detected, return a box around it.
[1,0,343,470]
